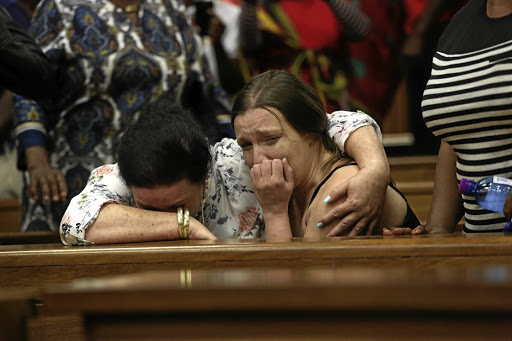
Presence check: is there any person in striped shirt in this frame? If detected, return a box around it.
[401,0,512,234]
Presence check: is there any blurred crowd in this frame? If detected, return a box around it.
[0,0,468,229]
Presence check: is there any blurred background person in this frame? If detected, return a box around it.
[407,0,512,234]
[12,0,234,232]
[0,0,32,29]
[344,1,404,123]
[239,0,371,113]
[184,0,245,101]
[0,1,54,199]
[401,0,468,155]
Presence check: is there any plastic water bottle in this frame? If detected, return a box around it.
[458,176,512,213]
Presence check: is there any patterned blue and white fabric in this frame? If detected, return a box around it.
[13,0,231,232]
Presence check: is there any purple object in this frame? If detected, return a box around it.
[504,220,512,235]
[458,178,469,194]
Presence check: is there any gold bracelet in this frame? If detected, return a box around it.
[177,207,184,240]
[182,209,190,240]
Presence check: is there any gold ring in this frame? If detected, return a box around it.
[177,207,184,239]
[183,209,190,240]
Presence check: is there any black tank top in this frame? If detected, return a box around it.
[307,163,420,228]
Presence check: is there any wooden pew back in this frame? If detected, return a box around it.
[0,198,21,232]
[389,155,437,225]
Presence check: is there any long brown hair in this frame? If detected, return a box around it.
[231,70,350,170]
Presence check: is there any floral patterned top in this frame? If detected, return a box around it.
[60,110,381,245]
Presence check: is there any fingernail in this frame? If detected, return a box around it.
[323,196,331,203]
[317,222,323,228]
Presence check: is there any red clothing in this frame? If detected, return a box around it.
[280,0,343,50]
[347,0,404,121]
[404,0,428,34]
[243,0,354,113]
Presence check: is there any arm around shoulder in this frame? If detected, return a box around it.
[320,111,389,235]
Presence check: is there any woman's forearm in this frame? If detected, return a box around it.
[425,142,463,233]
[344,125,390,185]
[85,204,214,244]
[262,211,292,241]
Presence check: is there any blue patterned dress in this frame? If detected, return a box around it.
[13,0,232,232]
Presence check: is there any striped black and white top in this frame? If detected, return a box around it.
[422,0,512,233]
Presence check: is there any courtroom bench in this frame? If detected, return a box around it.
[0,231,61,245]
[1,233,511,290]
[0,197,21,232]
[41,264,512,341]
[388,155,437,183]
[0,288,35,341]
[388,155,437,225]
[0,233,510,340]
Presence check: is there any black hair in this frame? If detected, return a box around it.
[117,97,211,188]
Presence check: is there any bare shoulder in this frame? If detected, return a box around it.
[303,164,360,237]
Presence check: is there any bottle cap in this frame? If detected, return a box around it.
[458,178,469,194]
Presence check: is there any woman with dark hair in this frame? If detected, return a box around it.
[13,0,233,234]
[61,91,389,245]
[61,99,228,244]
[231,70,419,239]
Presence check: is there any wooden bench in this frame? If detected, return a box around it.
[389,155,437,182]
[0,231,61,245]
[0,197,21,232]
[1,233,510,290]
[0,233,508,340]
[388,155,437,225]
[41,263,512,341]
[0,288,35,341]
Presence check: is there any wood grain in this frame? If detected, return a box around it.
[42,264,512,340]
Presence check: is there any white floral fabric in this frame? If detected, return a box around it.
[60,110,381,245]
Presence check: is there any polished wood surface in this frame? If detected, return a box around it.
[43,264,512,313]
[388,155,437,181]
[1,233,511,290]
[0,231,61,245]
[0,232,509,341]
[42,264,512,340]
[0,197,21,232]
[388,155,437,224]
[1,233,510,267]
[0,288,36,341]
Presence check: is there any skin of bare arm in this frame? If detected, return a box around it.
[318,125,390,236]
[84,204,216,244]
[504,195,512,220]
[304,164,407,239]
[388,141,463,235]
[424,142,464,233]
